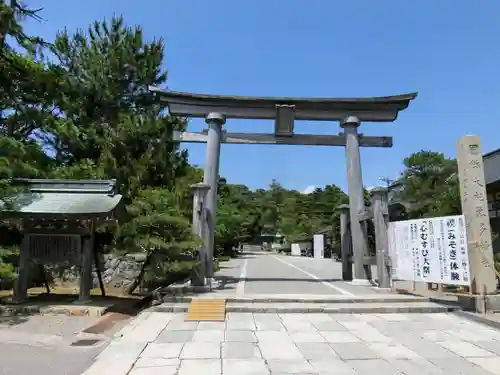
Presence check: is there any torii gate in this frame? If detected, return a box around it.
[149,86,417,286]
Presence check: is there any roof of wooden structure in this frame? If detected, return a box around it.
[1,179,123,219]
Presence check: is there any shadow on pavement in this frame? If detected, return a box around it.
[0,312,33,326]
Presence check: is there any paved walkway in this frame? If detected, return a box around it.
[0,314,115,375]
[215,252,380,296]
[82,310,500,375]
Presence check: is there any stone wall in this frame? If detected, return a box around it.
[47,252,147,292]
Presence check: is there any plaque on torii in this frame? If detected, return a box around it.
[150,86,417,286]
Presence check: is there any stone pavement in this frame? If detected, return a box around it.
[82,310,500,374]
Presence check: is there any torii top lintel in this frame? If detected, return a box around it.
[149,86,417,123]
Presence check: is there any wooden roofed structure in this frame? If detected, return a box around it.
[1,179,123,303]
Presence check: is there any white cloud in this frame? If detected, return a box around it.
[302,185,316,194]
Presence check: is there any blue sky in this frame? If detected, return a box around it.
[24,1,500,193]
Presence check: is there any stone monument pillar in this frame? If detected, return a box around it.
[203,112,226,279]
[370,187,391,289]
[339,204,353,281]
[457,135,496,294]
[190,183,210,286]
[340,116,371,283]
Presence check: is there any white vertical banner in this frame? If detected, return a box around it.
[387,215,471,286]
[313,234,324,259]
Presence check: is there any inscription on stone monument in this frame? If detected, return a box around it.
[457,135,496,294]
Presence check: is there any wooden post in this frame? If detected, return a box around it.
[370,187,391,288]
[13,235,30,302]
[339,204,353,281]
[190,183,210,286]
[457,135,496,294]
[78,221,94,303]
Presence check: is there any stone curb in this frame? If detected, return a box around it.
[151,303,459,314]
[452,310,500,331]
[161,296,428,304]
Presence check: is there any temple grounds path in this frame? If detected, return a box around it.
[214,251,380,296]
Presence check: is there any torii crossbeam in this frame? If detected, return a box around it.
[150,86,417,286]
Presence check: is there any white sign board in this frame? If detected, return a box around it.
[388,215,471,286]
[291,243,301,256]
[313,234,324,259]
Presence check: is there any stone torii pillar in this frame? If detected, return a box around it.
[203,112,226,279]
[370,187,391,289]
[341,116,372,284]
[190,183,210,286]
[339,204,353,281]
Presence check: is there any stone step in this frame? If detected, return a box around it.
[152,301,459,314]
[161,294,430,304]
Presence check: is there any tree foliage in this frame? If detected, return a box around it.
[0,2,469,290]
[395,150,461,219]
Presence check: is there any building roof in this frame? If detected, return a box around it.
[483,148,500,160]
[1,179,123,219]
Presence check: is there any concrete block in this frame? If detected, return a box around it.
[329,343,380,360]
[288,331,326,343]
[388,359,446,375]
[120,312,172,342]
[225,317,256,330]
[155,329,194,343]
[396,336,461,359]
[178,359,221,375]
[253,313,285,331]
[266,359,315,374]
[350,327,391,343]
[165,320,199,331]
[255,330,291,343]
[368,342,420,359]
[97,341,147,361]
[224,330,257,342]
[192,330,224,342]
[468,357,500,375]
[222,342,261,358]
[133,357,179,369]
[309,359,357,375]
[197,321,226,330]
[347,359,405,375]
[181,342,220,359]
[82,360,133,375]
[296,342,338,360]
[259,341,303,360]
[319,331,360,343]
[309,318,347,331]
[430,357,495,375]
[222,359,269,375]
[438,341,496,358]
[472,340,500,355]
[140,342,183,359]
